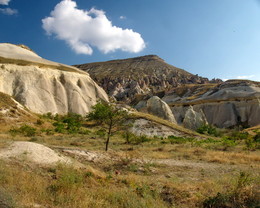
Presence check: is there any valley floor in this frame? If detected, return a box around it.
[0,127,259,208]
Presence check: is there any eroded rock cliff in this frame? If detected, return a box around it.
[166,80,260,128]
[0,43,108,115]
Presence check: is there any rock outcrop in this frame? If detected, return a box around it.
[75,55,259,129]
[0,43,108,115]
[131,119,184,138]
[167,80,260,128]
[182,106,208,130]
[75,55,221,103]
[0,141,71,165]
[146,96,177,123]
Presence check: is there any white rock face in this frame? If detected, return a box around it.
[0,43,108,115]
[183,106,208,130]
[131,119,183,138]
[167,81,260,128]
[146,96,177,123]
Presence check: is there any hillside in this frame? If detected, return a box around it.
[75,55,222,102]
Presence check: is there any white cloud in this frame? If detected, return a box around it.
[236,75,255,79]
[42,0,145,55]
[0,0,10,5]
[120,16,126,20]
[222,75,256,81]
[0,7,17,15]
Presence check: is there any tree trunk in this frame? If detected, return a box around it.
[105,121,113,151]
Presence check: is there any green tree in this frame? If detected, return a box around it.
[87,102,128,151]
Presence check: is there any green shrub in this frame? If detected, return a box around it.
[52,113,84,134]
[197,125,221,137]
[41,112,54,119]
[0,188,17,208]
[9,125,37,137]
[95,129,106,137]
[122,132,151,144]
[168,136,195,144]
[203,172,259,208]
[229,131,249,140]
[53,121,66,133]
[47,165,84,194]
[253,132,260,143]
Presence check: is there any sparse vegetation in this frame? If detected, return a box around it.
[9,125,37,137]
[196,124,221,137]
[0,111,259,208]
[203,172,259,208]
[87,102,128,151]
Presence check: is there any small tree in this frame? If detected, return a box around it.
[87,102,128,151]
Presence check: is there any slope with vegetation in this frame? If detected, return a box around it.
[0,103,259,208]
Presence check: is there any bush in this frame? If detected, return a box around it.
[53,121,66,133]
[0,188,17,208]
[95,129,106,137]
[253,132,260,143]
[203,172,259,208]
[52,113,84,134]
[122,132,151,144]
[168,136,195,144]
[9,125,37,137]
[229,131,249,140]
[36,119,44,125]
[47,165,84,194]
[197,125,221,137]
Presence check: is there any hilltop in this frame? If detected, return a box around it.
[75,55,222,102]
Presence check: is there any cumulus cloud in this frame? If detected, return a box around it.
[0,0,10,5]
[42,0,145,55]
[0,7,17,15]
[120,16,126,20]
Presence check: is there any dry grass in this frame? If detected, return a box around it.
[0,56,86,74]
[0,115,259,208]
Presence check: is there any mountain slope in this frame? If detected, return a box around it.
[75,55,221,102]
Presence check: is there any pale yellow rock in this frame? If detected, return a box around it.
[0,43,108,115]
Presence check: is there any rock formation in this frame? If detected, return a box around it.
[166,80,260,128]
[182,106,208,130]
[75,55,259,129]
[146,96,177,123]
[0,43,108,115]
[75,55,221,103]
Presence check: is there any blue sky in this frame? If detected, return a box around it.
[0,0,260,81]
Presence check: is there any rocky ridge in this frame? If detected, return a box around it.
[137,80,260,128]
[75,55,221,102]
[75,55,259,129]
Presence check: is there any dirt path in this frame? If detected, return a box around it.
[154,158,224,169]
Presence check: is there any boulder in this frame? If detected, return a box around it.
[146,96,176,123]
[183,106,208,130]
